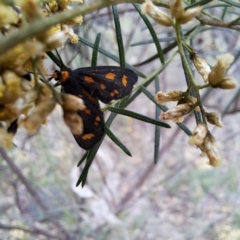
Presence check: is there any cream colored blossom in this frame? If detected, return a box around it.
[0,4,19,28]
[0,41,44,70]
[141,0,172,27]
[155,90,183,104]
[45,28,68,50]
[62,25,79,43]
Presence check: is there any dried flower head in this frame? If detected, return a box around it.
[141,0,172,27]
[160,102,193,121]
[155,90,184,104]
[188,123,208,146]
[203,133,221,167]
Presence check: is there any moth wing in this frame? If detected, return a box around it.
[71,66,138,103]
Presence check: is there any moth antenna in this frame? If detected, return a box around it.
[55,49,68,71]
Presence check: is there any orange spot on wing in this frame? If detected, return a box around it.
[100,84,106,89]
[82,133,94,140]
[105,73,116,80]
[82,90,97,102]
[110,92,115,97]
[114,90,119,94]
[95,116,100,122]
[83,108,91,115]
[122,75,128,87]
[84,76,94,83]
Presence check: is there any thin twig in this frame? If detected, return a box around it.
[0,147,72,240]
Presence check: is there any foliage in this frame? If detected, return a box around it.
[0,0,240,239]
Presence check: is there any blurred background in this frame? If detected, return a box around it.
[1,1,240,239]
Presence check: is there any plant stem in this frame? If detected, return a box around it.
[174,21,207,124]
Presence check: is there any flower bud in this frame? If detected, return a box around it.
[160,102,193,121]
[214,77,237,89]
[190,53,211,82]
[141,0,172,27]
[208,53,234,86]
[188,123,208,146]
[205,112,223,128]
[177,6,202,24]
[170,0,184,19]
[170,0,202,24]
[155,90,184,104]
[64,111,83,135]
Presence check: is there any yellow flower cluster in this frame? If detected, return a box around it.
[0,0,84,149]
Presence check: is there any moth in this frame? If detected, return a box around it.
[52,66,138,150]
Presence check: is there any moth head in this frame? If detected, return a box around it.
[52,70,69,82]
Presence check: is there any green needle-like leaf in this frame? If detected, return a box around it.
[133,3,164,64]
[76,141,102,187]
[154,77,161,164]
[108,106,171,128]
[105,126,132,157]
[77,151,89,167]
[91,33,101,67]
[220,0,240,8]
[112,5,125,67]
[185,0,213,10]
